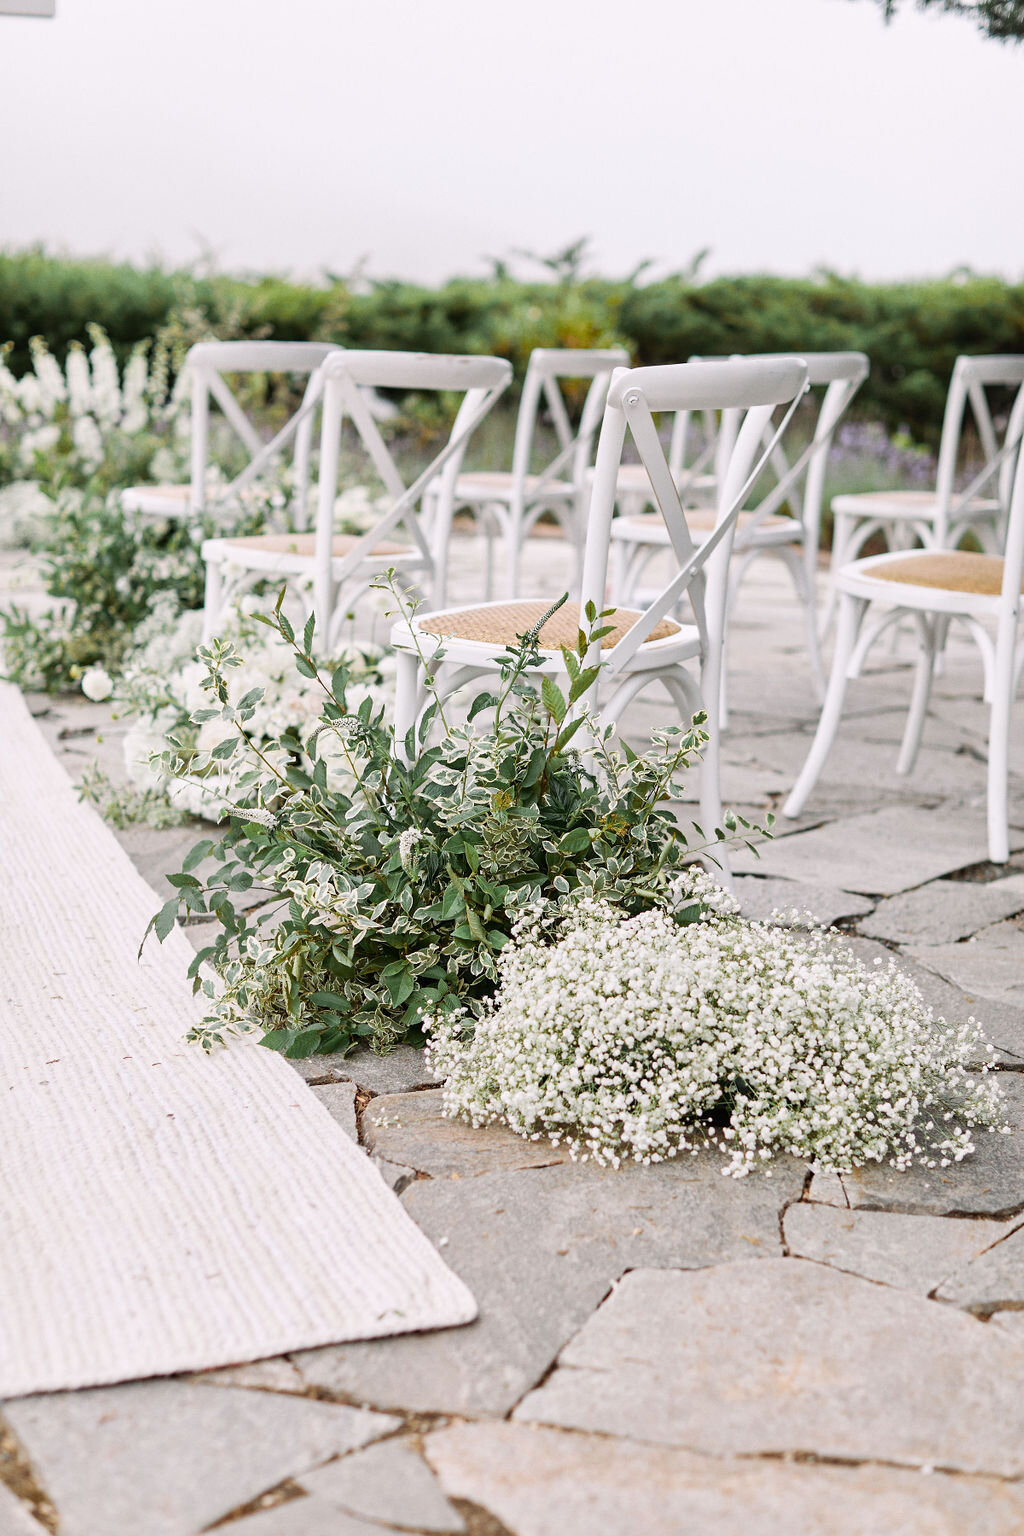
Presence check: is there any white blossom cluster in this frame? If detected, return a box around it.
[0,326,188,483]
[116,595,396,821]
[426,893,1005,1177]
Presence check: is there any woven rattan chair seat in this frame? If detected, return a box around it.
[417,600,681,651]
[455,470,574,498]
[219,533,413,558]
[615,510,792,536]
[833,490,999,518]
[866,551,1017,597]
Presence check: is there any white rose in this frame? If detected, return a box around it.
[80,666,114,702]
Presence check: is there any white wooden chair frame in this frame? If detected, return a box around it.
[200,350,511,649]
[429,346,630,605]
[827,354,1024,623]
[610,353,868,709]
[391,356,809,871]
[784,423,1024,863]
[122,340,339,526]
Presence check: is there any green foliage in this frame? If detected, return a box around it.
[0,492,260,692]
[866,0,1024,41]
[5,250,1022,440]
[151,585,767,1059]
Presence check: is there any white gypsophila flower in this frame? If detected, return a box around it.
[425,895,1005,1178]
[80,666,114,702]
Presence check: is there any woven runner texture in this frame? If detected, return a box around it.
[0,683,476,1399]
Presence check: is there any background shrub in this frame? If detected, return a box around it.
[3,248,1023,439]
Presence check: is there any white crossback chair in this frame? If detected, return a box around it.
[122,340,339,525]
[607,398,720,519]
[784,411,1024,864]
[827,354,1024,625]
[610,353,868,708]
[428,346,630,606]
[391,357,809,865]
[201,350,512,648]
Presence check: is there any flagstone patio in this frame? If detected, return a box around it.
[3,537,1024,1535]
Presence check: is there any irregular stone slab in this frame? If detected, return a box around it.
[514,1260,1024,1476]
[426,1420,1024,1536]
[734,875,874,927]
[310,1082,358,1140]
[843,1072,1024,1218]
[223,1497,396,1535]
[0,1482,49,1535]
[861,876,1024,947]
[188,1356,307,1393]
[292,1154,802,1417]
[370,1156,417,1195]
[289,1045,433,1095]
[937,1223,1024,1310]
[2,1381,398,1536]
[733,806,1024,895]
[300,1438,464,1532]
[784,1203,1009,1293]
[990,1310,1024,1336]
[805,1170,848,1205]
[114,824,210,901]
[909,922,1024,1007]
[362,1089,572,1178]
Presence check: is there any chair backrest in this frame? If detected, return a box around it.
[933,355,1024,545]
[723,351,869,542]
[582,357,809,675]
[312,350,512,634]
[510,347,631,505]
[187,340,340,524]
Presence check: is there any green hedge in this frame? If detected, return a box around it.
[4,249,1023,439]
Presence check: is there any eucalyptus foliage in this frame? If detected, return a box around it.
[150,583,766,1058]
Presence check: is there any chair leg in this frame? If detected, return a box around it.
[987,632,1015,865]
[896,614,942,777]
[783,594,866,818]
[393,650,422,764]
[201,556,223,643]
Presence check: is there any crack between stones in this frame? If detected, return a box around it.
[0,1415,58,1533]
[503,1416,1024,1486]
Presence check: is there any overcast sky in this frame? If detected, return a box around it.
[2,0,1022,285]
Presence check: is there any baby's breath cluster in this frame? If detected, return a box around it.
[426,891,1004,1177]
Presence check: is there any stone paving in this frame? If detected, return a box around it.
[3,537,1024,1534]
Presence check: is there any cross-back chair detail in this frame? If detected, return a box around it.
[200,349,512,650]
[429,346,630,605]
[828,355,1024,620]
[785,398,1024,865]
[611,352,868,710]
[122,340,339,526]
[390,356,809,878]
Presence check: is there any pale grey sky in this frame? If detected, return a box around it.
[1,0,1022,283]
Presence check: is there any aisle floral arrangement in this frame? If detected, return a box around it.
[427,895,1003,1176]
[150,585,746,1057]
[147,580,1004,1177]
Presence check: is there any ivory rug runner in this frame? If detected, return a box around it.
[0,683,475,1399]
